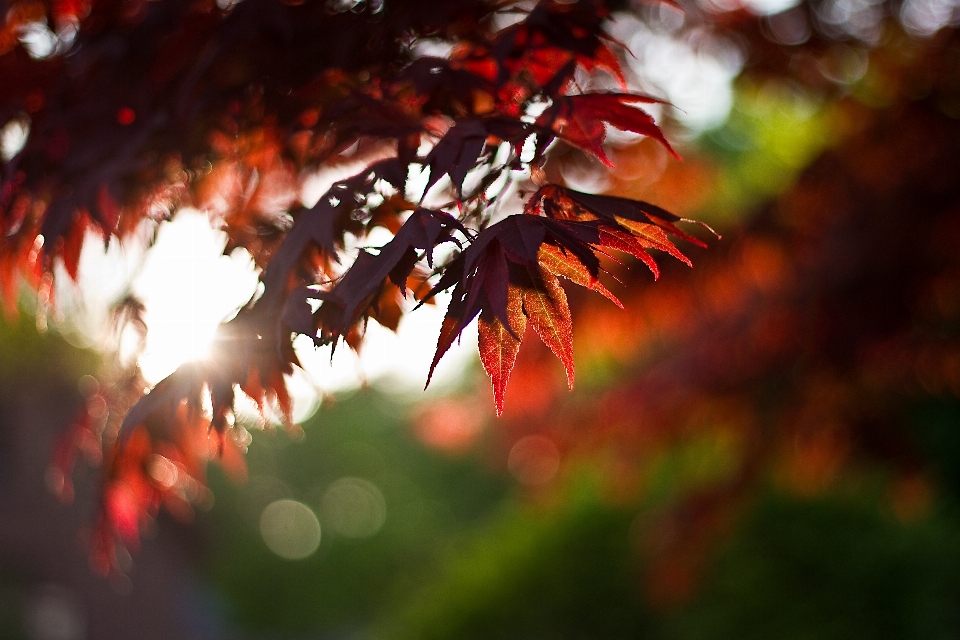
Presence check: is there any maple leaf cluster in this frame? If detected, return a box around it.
[0,0,711,570]
[424,16,960,608]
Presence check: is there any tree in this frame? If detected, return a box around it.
[1,0,714,571]
[4,0,957,588]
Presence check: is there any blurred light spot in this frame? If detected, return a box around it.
[900,0,960,36]
[741,0,801,15]
[507,435,561,486]
[818,45,869,85]
[489,0,535,32]
[411,37,455,59]
[77,375,99,398]
[626,29,742,132]
[242,475,292,526]
[322,477,386,538]
[328,0,363,11]
[655,2,686,32]
[24,584,85,640]
[116,107,136,126]
[695,0,742,13]
[1,117,29,162]
[414,399,483,455]
[45,466,68,499]
[259,499,321,559]
[19,21,58,59]
[148,455,179,488]
[608,139,668,185]
[559,151,612,193]
[817,0,885,42]
[112,544,134,576]
[285,367,321,423]
[765,7,812,45]
[56,19,78,50]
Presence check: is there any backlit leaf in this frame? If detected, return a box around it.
[521,266,575,389]
[478,285,527,415]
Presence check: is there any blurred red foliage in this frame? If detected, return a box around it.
[468,27,960,604]
[2,0,958,584]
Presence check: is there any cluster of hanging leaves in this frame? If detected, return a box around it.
[415,15,960,609]
[0,0,712,571]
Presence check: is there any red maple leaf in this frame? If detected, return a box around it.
[426,199,708,414]
[537,93,679,166]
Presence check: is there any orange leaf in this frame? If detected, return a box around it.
[478,286,527,416]
[537,243,623,308]
[614,217,693,267]
[522,266,575,389]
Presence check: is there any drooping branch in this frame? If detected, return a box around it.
[1,0,715,572]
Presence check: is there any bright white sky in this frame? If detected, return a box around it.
[66,210,477,423]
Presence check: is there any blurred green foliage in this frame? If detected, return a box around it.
[0,313,96,640]
[203,391,511,634]
[665,490,960,640]
[0,313,96,386]
[203,392,960,640]
[699,84,837,227]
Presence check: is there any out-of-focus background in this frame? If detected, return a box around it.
[3,0,960,637]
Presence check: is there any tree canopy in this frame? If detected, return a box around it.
[2,0,958,578]
[1,0,720,571]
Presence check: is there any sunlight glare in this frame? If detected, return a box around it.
[69,210,478,412]
[131,211,259,383]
